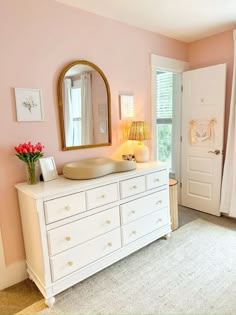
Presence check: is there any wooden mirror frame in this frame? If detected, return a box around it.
[57,60,112,150]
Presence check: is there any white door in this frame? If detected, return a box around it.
[181,64,226,216]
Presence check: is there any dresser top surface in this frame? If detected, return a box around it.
[15,161,167,199]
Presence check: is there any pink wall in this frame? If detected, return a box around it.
[0,0,187,265]
[187,29,234,149]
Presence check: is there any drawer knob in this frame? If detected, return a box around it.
[65,236,71,241]
[131,210,136,214]
[101,194,106,199]
[107,242,113,247]
[132,230,137,235]
[106,220,112,224]
[65,205,71,211]
[154,178,160,182]
[131,185,137,190]
[67,261,73,267]
[156,200,162,205]
[156,218,162,223]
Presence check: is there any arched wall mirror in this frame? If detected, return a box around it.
[58,60,112,150]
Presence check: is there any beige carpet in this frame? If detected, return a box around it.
[35,219,236,314]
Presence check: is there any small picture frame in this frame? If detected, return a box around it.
[99,120,107,134]
[14,88,43,122]
[119,94,134,120]
[39,157,58,182]
[122,154,136,162]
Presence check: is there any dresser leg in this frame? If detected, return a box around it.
[45,297,55,308]
[164,232,171,240]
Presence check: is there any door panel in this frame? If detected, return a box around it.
[181,64,226,215]
[188,156,213,175]
[188,180,212,199]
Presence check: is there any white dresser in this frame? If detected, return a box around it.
[15,161,171,307]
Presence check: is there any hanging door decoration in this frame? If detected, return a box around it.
[189,119,217,145]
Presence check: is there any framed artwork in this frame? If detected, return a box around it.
[39,157,58,182]
[119,94,134,120]
[99,120,107,134]
[14,88,43,121]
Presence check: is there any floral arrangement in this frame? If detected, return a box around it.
[14,142,44,163]
[14,142,44,184]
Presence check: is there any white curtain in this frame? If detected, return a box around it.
[63,78,73,147]
[81,73,94,144]
[220,30,236,217]
[71,79,82,146]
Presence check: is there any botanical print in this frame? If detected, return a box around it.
[189,119,217,145]
[22,95,38,113]
[14,88,43,121]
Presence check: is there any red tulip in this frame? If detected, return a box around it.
[14,141,45,163]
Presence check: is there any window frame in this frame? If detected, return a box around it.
[151,54,188,184]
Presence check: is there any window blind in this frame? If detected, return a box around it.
[156,71,173,119]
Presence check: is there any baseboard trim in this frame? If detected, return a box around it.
[0,259,28,290]
[0,228,27,290]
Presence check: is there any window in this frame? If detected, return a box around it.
[152,53,188,189]
[156,71,177,172]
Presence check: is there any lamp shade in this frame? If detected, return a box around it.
[128,121,151,141]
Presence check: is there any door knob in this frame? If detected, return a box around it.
[208,149,220,155]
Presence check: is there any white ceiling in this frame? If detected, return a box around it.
[66,64,93,76]
[56,0,236,42]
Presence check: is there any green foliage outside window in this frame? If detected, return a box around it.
[157,124,172,168]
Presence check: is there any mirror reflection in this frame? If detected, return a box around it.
[58,61,111,150]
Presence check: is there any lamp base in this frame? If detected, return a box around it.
[134,142,149,163]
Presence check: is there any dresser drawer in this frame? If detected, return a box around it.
[47,207,120,255]
[44,192,86,224]
[86,183,118,210]
[146,170,167,190]
[120,176,146,199]
[120,190,168,225]
[121,208,169,246]
[50,229,121,281]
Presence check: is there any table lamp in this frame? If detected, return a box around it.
[128,121,151,162]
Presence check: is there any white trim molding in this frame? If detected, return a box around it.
[151,54,189,199]
[151,54,189,73]
[0,227,27,290]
